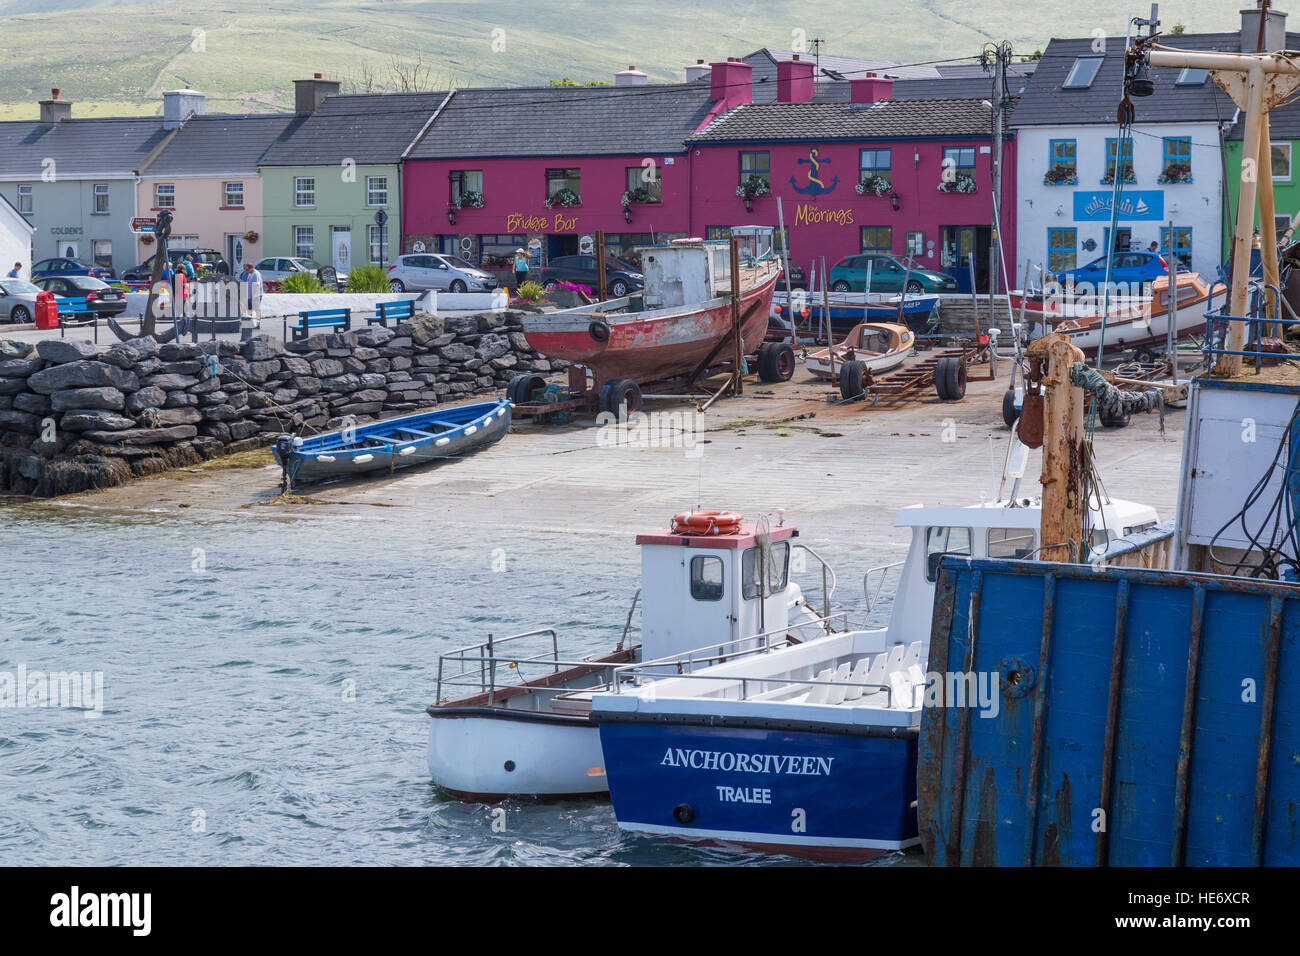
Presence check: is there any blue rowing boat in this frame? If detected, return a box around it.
[271,399,510,487]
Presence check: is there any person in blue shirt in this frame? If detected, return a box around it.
[181,255,196,279]
[6,262,20,278]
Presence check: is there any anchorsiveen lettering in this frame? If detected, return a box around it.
[659,748,834,775]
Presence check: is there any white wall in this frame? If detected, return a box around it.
[1015,122,1226,284]
[0,205,32,280]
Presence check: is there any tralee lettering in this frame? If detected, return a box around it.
[659,748,834,775]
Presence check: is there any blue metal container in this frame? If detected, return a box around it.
[919,557,1300,866]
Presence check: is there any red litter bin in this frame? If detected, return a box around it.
[34,290,59,329]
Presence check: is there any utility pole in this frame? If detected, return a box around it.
[988,42,1010,328]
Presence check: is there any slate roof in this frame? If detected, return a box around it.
[0,192,33,230]
[0,117,168,179]
[743,49,942,103]
[687,97,1001,143]
[142,113,297,176]
[1008,33,1300,127]
[258,91,449,167]
[407,84,714,159]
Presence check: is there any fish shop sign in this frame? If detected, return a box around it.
[660,748,834,775]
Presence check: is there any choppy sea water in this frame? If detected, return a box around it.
[0,503,915,866]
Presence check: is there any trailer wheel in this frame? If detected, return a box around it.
[1134,347,1157,364]
[758,342,796,382]
[1002,388,1020,428]
[600,378,642,418]
[508,373,546,405]
[1100,405,1131,429]
[838,360,865,401]
[937,357,966,401]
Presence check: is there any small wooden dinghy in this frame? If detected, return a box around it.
[272,399,510,487]
[804,321,914,380]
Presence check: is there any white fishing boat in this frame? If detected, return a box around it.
[803,322,914,380]
[589,493,1163,859]
[425,512,836,800]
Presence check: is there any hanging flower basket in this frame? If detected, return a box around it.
[735,175,771,201]
[140,234,154,245]
[545,188,581,208]
[242,230,259,243]
[1156,163,1192,184]
[937,174,977,193]
[456,191,485,208]
[855,175,893,197]
[621,186,657,206]
[1043,167,1078,186]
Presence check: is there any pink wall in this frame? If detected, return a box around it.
[687,137,1017,290]
[403,154,692,241]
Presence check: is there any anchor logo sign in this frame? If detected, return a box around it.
[790,147,838,196]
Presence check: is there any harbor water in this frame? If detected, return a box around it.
[0,501,910,866]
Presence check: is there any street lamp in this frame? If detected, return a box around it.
[890,191,900,212]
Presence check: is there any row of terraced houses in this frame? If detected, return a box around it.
[0,7,1294,293]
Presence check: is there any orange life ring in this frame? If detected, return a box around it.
[671,510,743,536]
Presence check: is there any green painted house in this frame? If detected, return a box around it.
[257,80,448,274]
[1224,103,1300,253]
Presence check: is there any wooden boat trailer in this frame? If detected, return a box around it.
[849,338,994,406]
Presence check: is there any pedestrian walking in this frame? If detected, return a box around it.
[513,248,529,289]
[241,260,263,313]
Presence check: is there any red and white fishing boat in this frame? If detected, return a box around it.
[518,227,782,411]
[1022,272,1227,357]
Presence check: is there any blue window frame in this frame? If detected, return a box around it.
[1105,138,1135,183]
[1161,137,1191,182]
[1161,227,1192,270]
[1048,228,1077,273]
[1049,139,1077,172]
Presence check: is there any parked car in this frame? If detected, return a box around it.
[1057,251,1169,289]
[538,255,644,298]
[828,254,957,294]
[32,274,128,319]
[121,248,224,282]
[386,254,497,293]
[0,278,42,324]
[782,261,807,290]
[30,257,116,281]
[251,256,347,290]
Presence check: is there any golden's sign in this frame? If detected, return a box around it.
[506,213,579,232]
[794,204,854,227]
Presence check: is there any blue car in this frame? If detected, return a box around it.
[1057,251,1168,289]
[30,256,116,281]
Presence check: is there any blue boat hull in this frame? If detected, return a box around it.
[596,719,919,859]
[920,557,1300,866]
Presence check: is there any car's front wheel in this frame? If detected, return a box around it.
[449,280,467,293]
[388,279,405,292]
[610,280,629,297]
[905,280,923,294]
[831,280,851,293]
[9,305,30,324]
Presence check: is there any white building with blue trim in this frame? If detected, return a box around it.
[1011,12,1292,287]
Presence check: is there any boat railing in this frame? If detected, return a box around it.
[610,666,900,709]
[1202,294,1297,372]
[609,611,850,692]
[793,543,837,619]
[436,627,560,702]
[1091,519,1176,570]
[863,561,906,616]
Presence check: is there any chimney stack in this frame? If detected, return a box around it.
[615,65,648,87]
[162,89,207,130]
[294,73,341,113]
[38,88,71,125]
[777,54,816,103]
[709,57,754,109]
[685,59,710,83]
[850,72,895,105]
[1240,2,1288,52]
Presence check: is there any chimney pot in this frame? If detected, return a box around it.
[51,88,59,99]
[615,65,648,86]
[850,74,895,104]
[38,89,72,124]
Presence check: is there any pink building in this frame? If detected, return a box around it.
[401,59,1015,292]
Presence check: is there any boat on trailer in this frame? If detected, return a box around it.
[272,399,509,487]
[803,322,914,381]
[589,494,1162,860]
[771,290,941,337]
[426,513,837,800]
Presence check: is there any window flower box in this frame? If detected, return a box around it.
[735,175,771,201]
[456,191,485,208]
[855,175,892,197]
[621,186,658,206]
[1156,163,1192,184]
[545,188,581,208]
[937,174,977,193]
[1043,167,1078,186]
[1101,166,1136,185]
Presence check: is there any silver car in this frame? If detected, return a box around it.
[251,257,348,289]
[0,278,42,324]
[387,254,498,293]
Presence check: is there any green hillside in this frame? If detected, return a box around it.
[0,0,1242,120]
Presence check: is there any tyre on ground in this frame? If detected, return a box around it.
[600,378,642,417]
[838,360,865,401]
[757,342,796,383]
[507,373,547,405]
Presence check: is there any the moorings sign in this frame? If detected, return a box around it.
[1073,189,1165,222]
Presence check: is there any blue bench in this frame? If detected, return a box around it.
[368,299,415,327]
[57,297,96,334]
[287,307,352,341]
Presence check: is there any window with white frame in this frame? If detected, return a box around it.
[366,175,388,207]
[224,181,244,207]
[294,225,314,259]
[368,224,388,264]
[1272,143,1292,181]
[93,183,109,214]
[294,176,315,207]
[155,183,175,208]
[16,184,32,214]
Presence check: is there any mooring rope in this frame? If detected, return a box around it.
[1069,361,1165,436]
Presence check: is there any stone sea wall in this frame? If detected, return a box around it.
[0,311,561,497]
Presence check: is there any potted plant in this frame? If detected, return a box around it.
[243,230,259,243]
[1043,166,1078,186]
[456,190,485,208]
[140,234,154,246]
[855,174,893,197]
[1156,162,1192,184]
[937,173,978,193]
[736,175,770,211]
[545,188,581,208]
[1101,165,1136,185]
[621,186,657,206]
